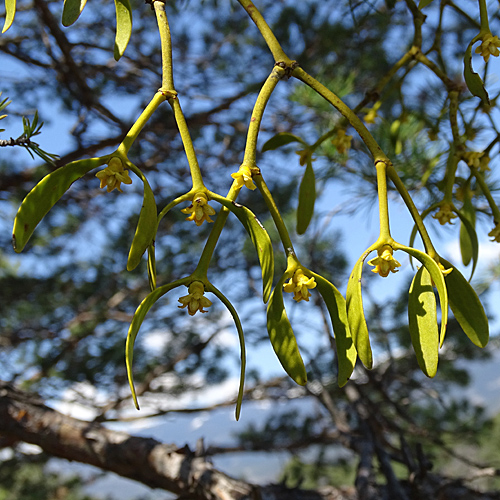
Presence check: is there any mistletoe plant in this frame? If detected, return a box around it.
[5,0,495,419]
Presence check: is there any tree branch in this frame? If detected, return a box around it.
[0,382,356,500]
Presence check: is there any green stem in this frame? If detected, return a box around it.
[253,173,297,262]
[243,65,285,167]
[117,92,166,155]
[375,161,392,241]
[292,67,388,164]
[157,191,193,226]
[192,182,242,280]
[443,148,458,201]
[237,0,292,64]
[170,98,205,191]
[154,0,174,90]
[386,164,437,258]
[471,167,500,222]
[478,0,490,33]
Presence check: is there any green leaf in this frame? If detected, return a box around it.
[408,205,435,269]
[296,160,316,235]
[395,244,448,347]
[2,0,16,33]
[206,283,246,421]
[147,243,156,291]
[440,258,489,348]
[127,177,157,271]
[62,0,88,26]
[267,273,307,385]
[312,271,356,386]
[346,250,372,368]
[457,191,478,276]
[211,194,274,303]
[408,267,439,377]
[126,278,189,409]
[113,0,132,61]
[464,40,490,105]
[418,0,435,8]
[261,132,307,152]
[12,158,105,253]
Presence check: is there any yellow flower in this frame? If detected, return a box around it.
[332,129,352,154]
[181,192,216,226]
[438,262,453,276]
[95,157,133,193]
[432,203,457,225]
[231,165,256,190]
[488,223,500,243]
[295,149,316,166]
[283,269,317,302]
[363,102,381,124]
[475,33,500,63]
[368,245,401,278]
[178,281,212,316]
[462,151,490,170]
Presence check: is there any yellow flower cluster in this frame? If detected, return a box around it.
[488,223,500,243]
[432,203,457,225]
[178,281,212,316]
[463,151,490,171]
[368,245,401,278]
[95,157,133,193]
[181,193,216,226]
[231,165,256,190]
[332,129,352,154]
[475,33,500,63]
[283,269,317,302]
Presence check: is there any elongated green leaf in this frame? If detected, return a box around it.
[296,160,316,235]
[395,244,448,346]
[440,258,489,348]
[408,205,435,269]
[346,250,372,368]
[127,178,157,271]
[147,243,156,291]
[267,273,307,385]
[457,191,478,277]
[456,211,478,280]
[12,158,105,253]
[418,0,434,8]
[312,271,356,386]
[62,0,87,26]
[2,0,15,33]
[126,278,189,409]
[408,267,439,377]
[464,40,490,105]
[113,0,132,61]
[261,132,307,153]
[206,283,246,420]
[212,194,274,303]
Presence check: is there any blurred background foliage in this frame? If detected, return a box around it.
[1,0,500,498]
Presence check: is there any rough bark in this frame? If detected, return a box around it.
[0,382,498,500]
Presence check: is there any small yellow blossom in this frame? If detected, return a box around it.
[332,129,353,154]
[438,262,453,276]
[95,157,133,193]
[462,151,483,169]
[479,155,491,172]
[178,281,212,316]
[475,33,500,63]
[283,269,317,302]
[488,222,500,242]
[295,149,316,166]
[231,165,256,190]
[363,102,381,124]
[432,204,457,225]
[368,245,401,278]
[181,192,216,226]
